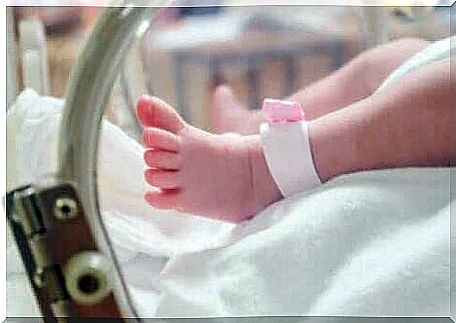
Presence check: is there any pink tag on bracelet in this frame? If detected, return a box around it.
[262,98,304,123]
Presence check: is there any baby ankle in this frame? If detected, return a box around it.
[243,135,283,212]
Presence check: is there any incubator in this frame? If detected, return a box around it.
[5,1,454,321]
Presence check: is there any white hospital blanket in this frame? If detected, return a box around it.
[157,169,452,317]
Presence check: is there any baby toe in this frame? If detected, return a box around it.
[144,191,180,210]
[143,127,181,151]
[145,169,181,189]
[144,150,180,170]
[136,95,185,134]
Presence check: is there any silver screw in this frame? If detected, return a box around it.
[33,269,44,288]
[53,197,78,221]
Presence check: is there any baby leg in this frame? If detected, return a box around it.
[211,38,429,134]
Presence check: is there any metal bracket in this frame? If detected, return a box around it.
[6,182,123,321]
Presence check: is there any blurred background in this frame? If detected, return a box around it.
[6,1,455,139]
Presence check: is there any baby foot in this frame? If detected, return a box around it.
[210,85,262,135]
[137,95,282,222]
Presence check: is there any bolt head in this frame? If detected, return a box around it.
[54,198,78,221]
[33,270,44,287]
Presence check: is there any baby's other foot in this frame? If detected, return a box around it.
[211,85,262,135]
[137,95,281,222]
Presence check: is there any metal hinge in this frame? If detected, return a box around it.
[7,182,121,320]
[8,184,75,319]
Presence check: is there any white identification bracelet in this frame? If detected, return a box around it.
[260,99,321,197]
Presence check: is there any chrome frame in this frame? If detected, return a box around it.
[7,7,18,109]
[56,3,164,318]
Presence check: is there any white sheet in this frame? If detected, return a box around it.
[7,89,453,318]
[157,169,452,317]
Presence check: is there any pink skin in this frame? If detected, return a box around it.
[137,95,282,222]
[211,85,262,135]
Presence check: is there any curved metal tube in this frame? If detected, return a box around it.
[57,3,165,317]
